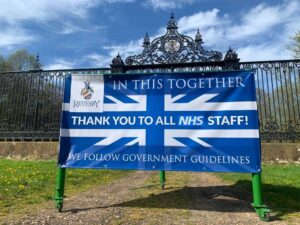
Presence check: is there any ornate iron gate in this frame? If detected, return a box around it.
[0,14,299,141]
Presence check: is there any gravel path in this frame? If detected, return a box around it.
[1,171,293,225]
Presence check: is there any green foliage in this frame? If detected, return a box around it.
[288,31,300,59]
[0,159,130,218]
[0,49,37,72]
[0,56,6,71]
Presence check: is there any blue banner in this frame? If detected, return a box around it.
[58,71,261,172]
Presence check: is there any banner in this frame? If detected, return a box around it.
[58,71,261,172]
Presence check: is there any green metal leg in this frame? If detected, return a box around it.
[159,170,166,189]
[252,173,271,222]
[55,167,66,212]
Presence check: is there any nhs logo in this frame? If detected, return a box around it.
[58,71,261,173]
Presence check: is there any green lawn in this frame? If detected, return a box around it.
[0,159,130,219]
[217,164,300,220]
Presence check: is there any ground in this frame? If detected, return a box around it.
[1,171,296,225]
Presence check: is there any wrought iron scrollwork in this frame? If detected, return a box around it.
[264,117,280,132]
[286,120,299,141]
[125,13,223,65]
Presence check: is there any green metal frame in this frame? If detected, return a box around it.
[53,71,271,220]
[251,173,271,221]
[54,168,271,221]
[54,167,66,212]
[159,170,166,189]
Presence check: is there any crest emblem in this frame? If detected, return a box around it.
[81,81,94,100]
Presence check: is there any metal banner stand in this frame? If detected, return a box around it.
[159,170,166,189]
[252,173,271,221]
[54,167,66,212]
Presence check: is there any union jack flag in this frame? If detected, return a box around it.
[58,72,261,172]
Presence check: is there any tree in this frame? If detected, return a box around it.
[6,49,36,71]
[0,56,6,71]
[288,31,300,59]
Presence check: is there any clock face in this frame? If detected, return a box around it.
[164,40,180,53]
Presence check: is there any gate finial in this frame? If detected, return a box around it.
[195,29,203,45]
[167,11,178,30]
[143,33,150,47]
[32,53,43,71]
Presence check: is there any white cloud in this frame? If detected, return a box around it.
[103,39,144,63]
[103,1,299,62]
[84,53,113,67]
[57,23,106,35]
[0,27,35,48]
[45,58,75,70]
[227,0,300,41]
[178,9,229,33]
[144,0,195,11]
[35,0,300,68]
[237,43,290,62]
[0,0,133,49]
[0,0,134,23]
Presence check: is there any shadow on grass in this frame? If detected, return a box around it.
[64,181,300,219]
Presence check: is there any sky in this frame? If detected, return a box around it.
[0,0,299,70]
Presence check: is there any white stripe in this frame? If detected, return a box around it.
[165,129,259,147]
[104,95,146,112]
[190,137,213,147]
[166,129,259,138]
[165,94,257,111]
[60,129,146,146]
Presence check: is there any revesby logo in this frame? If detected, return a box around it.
[73,100,101,108]
[73,81,101,108]
[81,81,94,100]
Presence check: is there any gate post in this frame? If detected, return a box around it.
[251,173,271,221]
[110,53,125,73]
[55,167,66,212]
[223,47,240,70]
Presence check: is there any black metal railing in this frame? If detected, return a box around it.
[0,68,111,141]
[0,60,299,142]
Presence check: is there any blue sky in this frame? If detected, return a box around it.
[0,0,299,69]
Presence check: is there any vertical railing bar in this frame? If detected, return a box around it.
[58,73,64,132]
[32,73,38,132]
[0,74,9,133]
[9,73,19,134]
[254,65,263,124]
[287,64,296,124]
[46,74,52,132]
[283,65,292,125]
[11,74,19,131]
[292,63,300,123]
[40,72,46,134]
[16,74,23,137]
[53,74,60,132]
[274,66,283,131]
[260,66,268,130]
[265,68,273,121]
[17,74,25,133]
[270,67,277,123]
[50,73,56,133]
[18,73,27,135]
[278,66,287,131]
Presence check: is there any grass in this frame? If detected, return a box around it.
[0,159,131,219]
[217,163,300,221]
